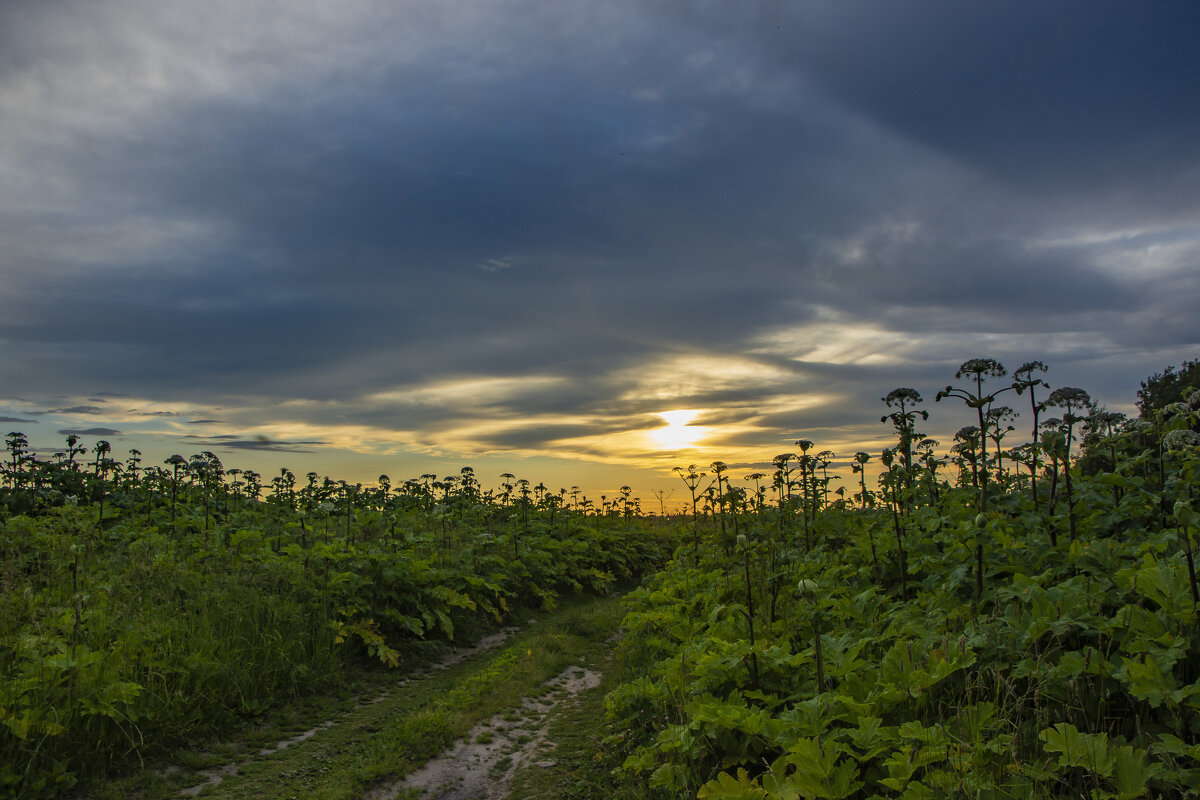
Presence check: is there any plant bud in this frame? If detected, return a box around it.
[975,513,987,528]
[797,579,818,595]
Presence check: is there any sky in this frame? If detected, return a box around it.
[1,1,1198,509]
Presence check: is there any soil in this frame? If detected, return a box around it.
[172,624,526,798]
[370,665,602,800]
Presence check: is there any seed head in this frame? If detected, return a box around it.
[1045,387,1091,410]
[883,387,924,406]
[956,358,1007,379]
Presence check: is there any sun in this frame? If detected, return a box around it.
[648,409,707,451]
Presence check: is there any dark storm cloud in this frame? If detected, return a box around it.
[0,416,37,423]
[213,440,326,453]
[0,0,1197,469]
[35,406,106,415]
[183,434,328,453]
[789,2,1200,193]
[58,428,121,437]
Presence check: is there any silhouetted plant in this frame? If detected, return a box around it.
[650,487,674,517]
[794,440,818,547]
[125,448,142,493]
[5,431,29,489]
[742,473,766,515]
[674,465,707,550]
[1039,419,1065,527]
[937,358,1012,514]
[165,454,187,533]
[64,434,86,471]
[984,405,1017,484]
[815,450,836,514]
[878,448,908,599]
[620,484,634,519]
[518,478,531,535]
[851,451,872,509]
[1012,360,1050,507]
[771,453,797,539]
[951,425,981,488]
[938,359,1013,603]
[710,461,729,541]
[1044,386,1091,541]
[244,469,262,502]
[916,439,943,508]
[92,440,111,527]
[882,388,928,501]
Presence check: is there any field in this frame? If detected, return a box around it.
[3,358,1200,799]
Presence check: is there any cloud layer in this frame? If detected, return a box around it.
[1,1,1197,494]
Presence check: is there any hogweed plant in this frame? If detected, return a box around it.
[917,439,943,509]
[1012,360,1051,508]
[1045,386,1092,542]
[882,387,928,503]
[10,357,1200,799]
[951,425,981,488]
[937,358,1012,514]
[878,448,908,600]
[937,359,1013,603]
[1174,499,1200,628]
[984,405,1017,485]
[794,440,815,547]
[851,451,873,510]
[673,465,708,551]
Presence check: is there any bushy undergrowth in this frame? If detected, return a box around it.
[0,476,676,799]
[599,367,1200,799]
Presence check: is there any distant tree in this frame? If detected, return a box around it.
[1138,358,1200,418]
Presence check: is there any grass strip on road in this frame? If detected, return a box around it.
[86,594,625,800]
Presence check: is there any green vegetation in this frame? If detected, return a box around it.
[5,356,1200,799]
[501,628,626,800]
[78,594,626,800]
[594,358,1200,799]
[1139,358,1200,417]
[0,450,674,799]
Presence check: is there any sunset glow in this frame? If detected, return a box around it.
[0,2,1193,505]
[648,409,708,451]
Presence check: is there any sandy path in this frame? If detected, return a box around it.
[174,625,526,798]
[370,665,602,800]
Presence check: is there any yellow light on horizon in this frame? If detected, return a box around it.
[648,409,707,451]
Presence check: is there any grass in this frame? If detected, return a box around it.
[499,636,626,800]
[83,593,626,800]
